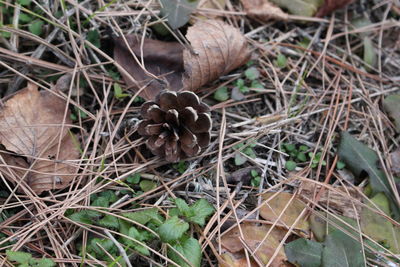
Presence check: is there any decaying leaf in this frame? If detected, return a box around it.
[260,192,310,232]
[240,0,288,22]
[226,167,259,184]
[383,94,400,133]
[220,222,288,266]
[338,131,400,219]
[220,251,258,267]
[0,83,80,194]
[361,193,400,254]
[299,180,362,219]
[388,147,400,176]
[160,0,199,30]
[315,0,354,17]
[114,19,250,100]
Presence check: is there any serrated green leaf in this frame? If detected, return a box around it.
[159,0,199,29]
[338,131,400,219]
[123,208,163,226]
[186,199,214,226]
[97,214,119,229]
[285,238,322,267]
[158,216,189,243]
[174,198,190,215]
[168,237,201,267]
[322,230,365,267]
[28,20,43,36]
[68,210,101,224]
[213,87,229,102]
[6,250,32,264]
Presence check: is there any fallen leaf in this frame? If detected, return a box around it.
[309,212,358,242]
[270,0,322,17]
[388,148,400,176]
[219,251,258,267]
[0,83,79,194]
[240,0,289,22]
[114,19,250,101]
[338,131,400,219]
[220,222,288,266]
[299,180,362,219]
[260,192,310,232]
[284,238,322,267]
[315,0,354,17]
[383,94,400,133]
[361,193,400,254]
[160,0,199,30]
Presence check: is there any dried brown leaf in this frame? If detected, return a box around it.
[316,0,354,17]
[241,0,288,22]
[220,222,288,266]
[0,83,80,194]
[114,19,250,101]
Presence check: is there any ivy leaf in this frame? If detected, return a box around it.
[158,216,189,243]
[6,250,32,264]
[338,131,400,219]
[168,237,201,267]
[159,0,199,30]
[186,199,214,226]
[285,238,322,267]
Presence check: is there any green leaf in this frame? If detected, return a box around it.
[28,20,44,36]
[126,173,141,184]
[89,238,117,258]
[140,180,157,192]
[159,0,199,29]
[186,199,214,226]
[269,0,323,17]
[296,152,307,162]
[284,143,296,152]
[299,145,309,152]
[338,131,400,219]
[99,190,118,203]
[31,258,56,267]
[322,230,365,267]
[285,160,297,171]
[251,176,261,187]
[6,250,32,264]
[123,208,163,226]
[275,53,287,68]
[244,67,259,80]
[68,210,101,224]
[168,237,201,267]
[234,152,247,166]
[86,30,100,48]
[251,170,258,177]
[363,37,376,71]
[113,83,130,99]
[213,87,229,102]
[336,161,346,170]
[174,198,190,215]
[285,238,322,267]
[158,216,189,243]
[19,13,32,23]
[92,196,110,208]
[383,94,400,133]
[97,214,119,229]
[18,0,31,5]
[243,147,256,159]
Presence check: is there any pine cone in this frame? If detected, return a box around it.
[137,91,211,162]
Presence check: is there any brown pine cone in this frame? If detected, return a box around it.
[137,91,211,162]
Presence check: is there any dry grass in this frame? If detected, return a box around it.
[0,0,399,266]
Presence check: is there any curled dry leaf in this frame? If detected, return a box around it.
[0,83,80,194]
[220,222,289,266]
[240,0,288,22]
[114,19,250,101]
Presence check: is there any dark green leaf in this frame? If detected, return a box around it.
[28,20,44,36]
[89,238,117,258]
[6,250,32,264]
[213,87,229,102]
[159,0,199,29]
[285,238,322,267]
[322,230,365,267]
[168,237,201,267]
[338,131,400,218]
[285,160,297,171]
[68,210,101,224]
[174,198,190,215]
[31,258,56,267]
[123,208,163,226]
[127,173,141,184]
[92,196,110,208]
[19,13,32,23]
[158,216,189,243]
[18,0,31,5]
[86,30,100,48]
[383,94,400,133]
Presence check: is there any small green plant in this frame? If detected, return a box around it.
[308,151,326,168]
[126,173,141,184]
[250,169,261,187]
[213,86,229,102]
[6,250,55,267]
[274,53,288,69]
[70,106,88,121]
[281,143,332,170]
[173,160,188,174]
[234,141,257,166]
[113,83,131,100]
